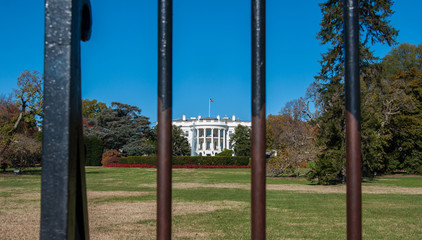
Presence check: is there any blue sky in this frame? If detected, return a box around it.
[1,0,421,124]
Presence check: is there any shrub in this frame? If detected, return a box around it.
[216,149,233,156]
[1,134,41,171]
[306,154,344,184]
[84,135,103,166]
[101,149,120,166]
[105,163,250,169]
[306,161,316,169]
[266,153,300,177]
[121,143,155,157]
[102,156,119,166]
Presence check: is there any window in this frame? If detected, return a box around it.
[185,131,189,137]
[206,129,211,137]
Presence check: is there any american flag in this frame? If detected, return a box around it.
[209,98,214,102]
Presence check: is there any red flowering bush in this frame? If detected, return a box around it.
[101,149,120,166]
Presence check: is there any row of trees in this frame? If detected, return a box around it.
[0,73,193,170]
[306,42,422,183]
[262,1,421,183]
[82,99,191,165]
[304,0,422,183]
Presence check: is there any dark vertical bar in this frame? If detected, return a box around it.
[344,0,362,239]
[157,0,172,239]
[251,0,266,239]
[41,0,92,239]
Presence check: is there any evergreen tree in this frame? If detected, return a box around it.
[310,0,398,183]
[171,126,191,156]
[86,102,152,152]
[149,125,191,156]
[230,125,251,157]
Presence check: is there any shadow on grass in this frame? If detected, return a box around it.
[1,168,42,176]
[85,171,104,174]
[1,167,105,176]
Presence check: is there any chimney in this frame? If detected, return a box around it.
[217,115,220,121]
[182,114,186,121]
[232,115,235,121]
[198,115,201,120]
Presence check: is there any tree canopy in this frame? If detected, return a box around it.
[0,70,43,171]
[309,0,399,183]
[230,125,251,157]
[149,125,191,156]
[82,99,107,118]
[85,102,153,154]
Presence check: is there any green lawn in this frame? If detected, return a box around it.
[0,167,421,239]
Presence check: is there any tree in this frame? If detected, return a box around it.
[266,107,319,176]
[230,125,251,156]
[1,70,43,163]
[86,102,152,152]
[310,0,398,183]
[149,125,191,156]
[381,43,422,78]
[379,44,422,174]
[0,94,20,125]
[1,134,42,171]
[82,99,107,118]
[14,70,43,125]
[171,126,191,156]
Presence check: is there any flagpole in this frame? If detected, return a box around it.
[209,98,210,117]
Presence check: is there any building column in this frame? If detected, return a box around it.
[223,129,226,150]
[196,128,199,153]
[211,128,215,151]
[203,128,206,150]
[218,129,221,151]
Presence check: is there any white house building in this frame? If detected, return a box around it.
[172,115,251,156]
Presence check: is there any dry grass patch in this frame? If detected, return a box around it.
[89,200,245,240]
[0,193,40,240]
[0,188,244,240]
[362,185,422,194]
[139,182,422,194]
[88,191,151,200]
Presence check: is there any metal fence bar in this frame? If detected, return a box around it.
[157,0,173,239]
[40,0,92,239]
[343,0,362,239]
[251,0,266,239]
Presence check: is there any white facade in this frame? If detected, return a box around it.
[172,115,251,156]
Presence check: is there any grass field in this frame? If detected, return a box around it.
[1,167,421,239]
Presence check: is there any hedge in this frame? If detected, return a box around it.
[84,135,104,166]
[118,156,250,166]
[106,164,250,169]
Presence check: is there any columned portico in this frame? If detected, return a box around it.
[172,115,251,156]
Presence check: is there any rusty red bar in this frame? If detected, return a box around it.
[344,0,362,239]
[251,0,266,239]
[157,0,173,239]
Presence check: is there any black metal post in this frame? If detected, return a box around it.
[344,0,362,239]
[251,0,266,239]
[157,0,173,239]
[41,0,92,239]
